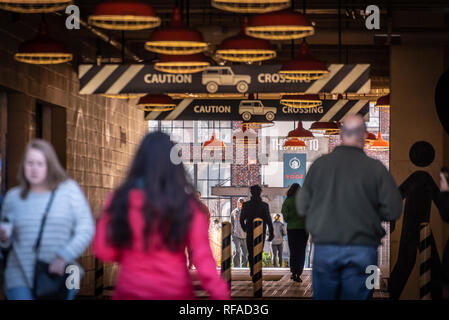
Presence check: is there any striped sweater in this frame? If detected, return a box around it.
[0,179,95,289]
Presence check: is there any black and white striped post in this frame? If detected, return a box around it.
[94,258,104,297]
[419,222,431,300]
[253,218,263,298]
[221,221,232,289]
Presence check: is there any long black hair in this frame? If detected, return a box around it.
[107,131,199,252]
[286,183,300,197]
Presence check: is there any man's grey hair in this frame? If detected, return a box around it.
[340,120,367,141]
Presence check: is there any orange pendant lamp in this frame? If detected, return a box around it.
[365,131,377,147]
[246,9,314,41]
[211,0,290,14]
[282,121,313,149]
[280,94,322,109]
[216,18,276,63]
[89,0,161,31]
[14,19,72,65]
[154,53,210,74]
[202,132,226,151]
[279,40,329,81]
[137,94,176,112]
[145,7,208,55]
[368,132,389,151]
[0,0,71,13]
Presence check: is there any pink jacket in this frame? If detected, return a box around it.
[93,190,230,300]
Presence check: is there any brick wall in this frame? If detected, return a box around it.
[0,23,148,295]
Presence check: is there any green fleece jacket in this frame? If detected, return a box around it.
[282,196,305,230]
[296,145,402,247]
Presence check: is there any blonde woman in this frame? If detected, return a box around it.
[0,139,94,300]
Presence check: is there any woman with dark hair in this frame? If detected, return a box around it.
[93,132,230,300]
[282,183,308,283]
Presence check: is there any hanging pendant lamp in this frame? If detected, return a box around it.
[0,0,71,13]
[365,131,377,146]
[202,132,226,151]
[375,94,390,113]
[145,7,208,55]
[368,132,389,151]
[216,18,276,63]
[154,53,210,74]
[137,94,176,112]
[232,125,259,148]
[245,9,314,41]
[14,19,72,65]
[287,121,314,138]
[309,121,340,135]
[280,94,322,109]
[89,0,161,31]
[279,40,329,81]
[283,137,307,150]
[211,0,290,14]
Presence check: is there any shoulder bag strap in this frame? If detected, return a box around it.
[33,190,56,253]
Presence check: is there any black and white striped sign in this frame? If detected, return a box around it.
[78,64,370,95]
[144,99,370,122]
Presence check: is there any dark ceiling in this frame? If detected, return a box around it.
[0,1,448,78]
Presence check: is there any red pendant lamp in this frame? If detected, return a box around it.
[211,0,290,14]
[202,132,226,151]
[365,131,377,146]
[283,122,313,149]
[88,0,161,31]
[154,53,210,74]
[375,94,390,113]
[280,94,322,109]
[279,40,329,81]
[145,7,208,55]
[14,18,72,65]
[246,9,314,41]
[309,121,340,135]
[216,18,276,63]
[137,94,176,112]
[368,132,389,151]
[0,0,71,13]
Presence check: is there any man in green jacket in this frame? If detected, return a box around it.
[296,114,402,300]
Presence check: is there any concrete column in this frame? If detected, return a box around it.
[390,45,447,299]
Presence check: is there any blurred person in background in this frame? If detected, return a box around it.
[439,168,449,299]
[93,132,230,300]
[0,139,94,300]
[282,183,308,283]
[231,198,247,268]
[271,214,287,268]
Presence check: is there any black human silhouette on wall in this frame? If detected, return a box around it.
[390,141,443,300]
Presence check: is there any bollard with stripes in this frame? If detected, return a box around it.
[253,218,263,298]
[221,221,232,289]
[419,222,432,300]
[94,258,104,297]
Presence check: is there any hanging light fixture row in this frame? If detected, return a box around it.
[0,0,71,13]
[137,94,176,111]
[211,0,290,14]
[280,94,322,109]
[89,1,161,31]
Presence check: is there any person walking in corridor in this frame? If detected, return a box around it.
[282,183,308,282]
[231,197,247,268]
[0,139,94,300]
[93,132,230,300]
[296,114,402,300]
[271,214,286,268]
[240,185,274,277]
